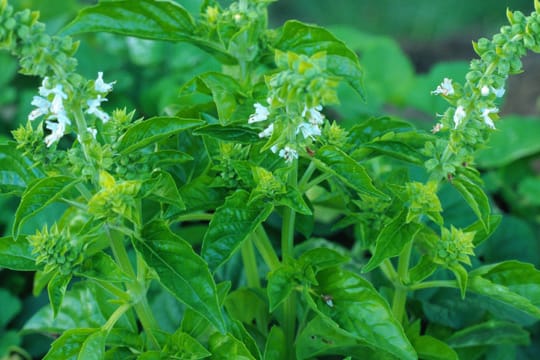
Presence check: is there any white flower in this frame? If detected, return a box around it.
[453,105,466,128]
[302,105,324,125]
[28,96,51,121]
[87,127,98,139]
[431,78,455,96]
[490,86,505,98]
[270,145,279,153]
[278,146,299,164]
[481,107,498,129]
[480,85,490,96]
[95,72,115,93]
[248,102,269,124]
[86,95,110,123]
[49,85,68,114]
[431,123,443,134]
[296,122,321,139]
[44,120,66,147]
[258,123,274,138]
[38,77,53,97]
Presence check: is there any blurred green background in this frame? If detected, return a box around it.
[2,0,540,358]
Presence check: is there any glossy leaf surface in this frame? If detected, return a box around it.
[0,236,38,271]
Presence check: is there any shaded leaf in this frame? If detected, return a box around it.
[143,170,185,209]
[194,124,261,144]
[412,335,458,360]
[446,321,529,348]
[76,252,130,283]
[452,173,491,231]
[48,272,72,317]
[202,190,273,271]
[43,328,96,360]
[264,326,286,360]
[0,236,38,271]
[0,142,36,195]
[267,265,296,312]
[135,220,226,333]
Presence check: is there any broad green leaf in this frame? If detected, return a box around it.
[146,150,193,167]
[117,117,204,154]
[296,315,394,360]
[183,72,247,124]
[48,272,72,317]
[348,117,415,147]
[0,236,38,271]
[275,20,364,99]
[464,214,502,246]
[452,173,491,231]
[228,319,262,360]
[266,265,296,312]
[412,335,458,360]
[314,268,417,360]
[469,261,540,307]
[277,187,312,216]
[0,142,36,195]
[446,321,529,348]
[315,145,388,199]
[143,170,185,209]
[449,263,468,299]
[62,0,236,64]
[75,252,130,283]
[363,210,422,273]
[202,189,273,271]
[208,332,256,360]
[78,330,107,360]
[224,288,268,328]
[0,289,21,328]
[13,176,79,238]
[135,220,226,333]
[476,116,540,168]
[174,175,228,215]
[43,328,95,360]
[409,256,437,284]
[165,331,211,359]
[298,247,350,272]
[194,124,260,144]
[264,326,286,360]
[354,140,425,165]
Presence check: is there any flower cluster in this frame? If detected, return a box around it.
[432,226,475,268]
[27,72,115,147]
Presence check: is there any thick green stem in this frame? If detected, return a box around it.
[281,161,298,360]
[174,212,213,223]
[409,280,458,291]
[391,241,413,325]
[241,240,261,289]
[106,226,160,350]
[252,225,280,272]
[298,161,317,190]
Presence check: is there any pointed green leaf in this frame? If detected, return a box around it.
[446,321,529,348]
[208,332,256,360]
[449,263,469,299]
[264,326,286,360]
[135,220,226,333]
[277,187,312,216]
[298,247,350,272]
[0,236,38,270]
[43,328,96,360]
[76,252,130,283]
[61,0,236,64]
[194,124,260,144]
[202,190,273,271]
[174,175,228,215]
[409,256,437,284]
[275,20,364,99]
[314,268,417,360]
[464,214,502,246]
[224,288,268,328]
[452,174,491,231]
[78,330,107,360]
[296,315,393,360]
[0,142,36,195]
[166,331,211,359]
[143,170,185,209]
[118,117,204,154]
[267,265,296,312]
[412,335,458,360]
[13,176,79,238]
[48,272,72,317]
[315,145,388,199]
[146,150,193,167]
[357,140,425,165]
[363,210,422,273]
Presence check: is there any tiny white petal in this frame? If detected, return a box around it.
[481,107,498,129]
[270,145,279,153]
[491,86,506,98]
[44,120,66,147]
[453,105,466,128]
[296,122,321,139]
[95,72,115,93]
[258,123,274,138]
[481,85,490,96]
[278,146,298,164]
[431,78,455,96]
[248,102,269,124]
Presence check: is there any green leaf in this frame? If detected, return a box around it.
[78,330,107,360]
[277,187,312,216]
[224,288,268,328]
[314,268,417,360]
[363,210,422,273]
[452,173,491,231]
[13,176,79,238]
[202,189,273,271]
[208,332,256,360]
[175,176,228,215]
[275,20,364,99]
[0,142,36,195]
[355,140,425,165]
[165,331,211,359]
[409,256,438,284]
[118,117,204,154]
[446,321,529,348]
[135,220,226,333]
[412,335,458,360]
[296,315,394,359]
[267,265,296,312]
[348,117,415,147]
[464,214,502,246]
[449,263,469,299]
[43,328,96,360]
[146,150,193,167]
[143,170,185,209]
[194,124,260,144]
[76,252,130,283]
[0,289,21,328]
[476,116,540,167]
[264,326,286,360]
[315,145,388,199]
[48,272,72,317]
[62,0,236,64]
[0,236,38,271]
[298,247,350,272]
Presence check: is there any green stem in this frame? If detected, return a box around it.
[174,213,213,222]
[298,161,317,190]
[391,241,413,325]
[409,280,458,291]
[241,240,261,289]
[252,225,280,272]
[282,161,298,360]
[106,225,160,350]
[302,173,332,192]
[102,303,131,333]
[379,259,399,284]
